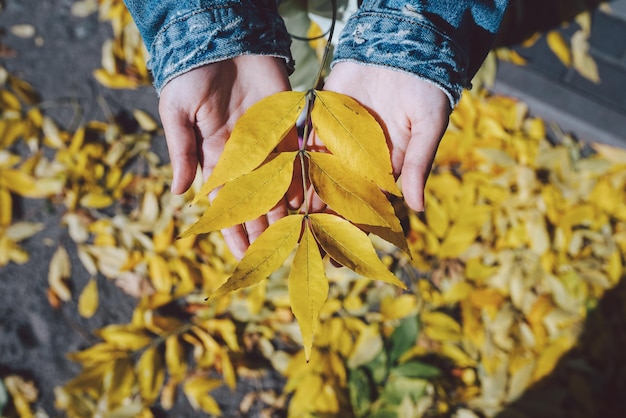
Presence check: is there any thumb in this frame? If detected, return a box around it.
[400,123,447,212]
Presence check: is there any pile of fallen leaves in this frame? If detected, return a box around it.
[1,2,626,418]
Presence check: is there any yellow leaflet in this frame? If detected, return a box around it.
[308,152,401,231]
[0,187,11,226]
[107,358,136,410]
[183,376,222,415]
[546,31,572,67]
[79,192,114,209]
[182,152,297,237]
[165,336,187,382]
[532,335,575,382]
[132,109,158,132]
[311,90,401,195]
[137,346,165,404]
[424,192,449,239]
[4,221,43,242]
[289,223,329,361]
[96,325,153,351]
[2,169,40,197]
[8,75,39,105]
[438,222,479,259]
[209,215,303,299]
[309,213,406,289]
[48,246,72,302]
[380,294,418,320]
[147,253,172,293]
[0,89,21,111]
[571,30,600,84]
[194,91,306,201]
[93,69,140,89]
[359,223,410,254]
[78,278,99,319]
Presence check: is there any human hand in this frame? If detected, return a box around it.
[317,62,450,212]
[158,55,292,259]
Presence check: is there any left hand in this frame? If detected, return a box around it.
[316,61,450,212]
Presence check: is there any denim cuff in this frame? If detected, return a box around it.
[148,1,294,93]
[332,7,468,108]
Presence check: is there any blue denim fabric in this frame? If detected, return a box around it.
[124,0,508,106]
[332,0,509,107]
[123,0,294,93]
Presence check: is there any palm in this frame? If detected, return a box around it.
[158,56,291,258]
[322,62,450,212]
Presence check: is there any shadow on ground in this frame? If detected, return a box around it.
[497,0,610,45]
[496,274,626,418]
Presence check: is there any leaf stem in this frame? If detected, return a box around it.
[299,90,317,215]
[313,0,337,90]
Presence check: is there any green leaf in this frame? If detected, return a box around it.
[309,213,407,289]
[311,90,401,195]
[308,152,402,231]
[289,223,329,361]
[348,368,375,417]
[388,315,419,365]
[209,215,304,299]
[193,91,306,202]
[0,379,8,416]
[380,377,429,405]
[390,361,441,380]
[362,349,389,386]
[182,152,297,237]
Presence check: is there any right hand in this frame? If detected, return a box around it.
[158,55,292,259]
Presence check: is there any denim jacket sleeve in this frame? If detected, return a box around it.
[332,0,509,108]
[122,0,295,93]
[123,0,508,107]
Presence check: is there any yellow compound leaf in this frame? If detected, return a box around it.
[311,90,401,195]
[308,152,402,231]
[137,346,165,404]
[78,278,99,318]
[183,376,222,415]
[194,91,306,200]
[309,213,406,289]
[209,215,304,300]
[546,31,571,67]
[182,152,297,237]
[289,223,329,361]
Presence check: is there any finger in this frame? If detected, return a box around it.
[267,199,289,225]
[221,225,249,261]
[159,107,199,194]
[400,127,446,212]
[243,216,269,245]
